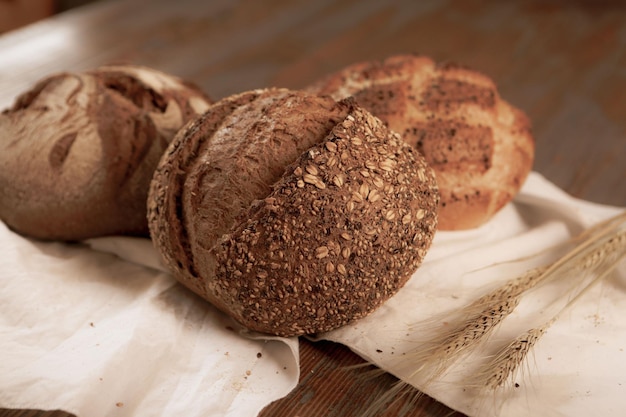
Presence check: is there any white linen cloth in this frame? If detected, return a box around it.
[320,172,626,417]
[0,227,299,416]
[0,172,624,416]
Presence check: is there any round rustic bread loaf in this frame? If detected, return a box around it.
[148,88,439,337]
[306,54,534,230]
[0,65,212,241]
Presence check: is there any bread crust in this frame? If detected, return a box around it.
[0,65,212,240]
[148,88,439,336]
[306,54,534,230]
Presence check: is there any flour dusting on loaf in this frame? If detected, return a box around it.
[0,65,212,240]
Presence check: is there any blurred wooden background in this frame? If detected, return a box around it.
[0,0,99,33]
[1,0,624,207]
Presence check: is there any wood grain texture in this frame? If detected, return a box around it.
[1,0,624,208]
[1,0,624,416]
[0,0,55,33]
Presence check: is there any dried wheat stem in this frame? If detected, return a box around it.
[541,212,626,281]
[417,227,626,382]
[481,242,626,390]
[440,212,626,345]
[364,212,626,417]
[473,267,547,306]
[575,211,626,243]
[413,214,626,390]
[401,267,547,383]
[360,380,423,417]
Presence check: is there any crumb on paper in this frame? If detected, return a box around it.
[89,322,95,327]
[257,352,262,358]
[116,402,124,407]
[246,370,251,376]
[587,313,605,327]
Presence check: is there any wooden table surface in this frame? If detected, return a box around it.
[1,0,625,416]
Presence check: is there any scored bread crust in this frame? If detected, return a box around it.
[306,54,534,230]
[148,88,439,337]
[0,65,212,241]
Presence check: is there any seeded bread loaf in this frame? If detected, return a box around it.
[306,54,534,230]
[0,65,212,241]
[148,88,439,337]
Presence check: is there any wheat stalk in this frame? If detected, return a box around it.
[477,230,626,390]
[361,210,626,416]
[403,266,546,380]
[409,213,626,379]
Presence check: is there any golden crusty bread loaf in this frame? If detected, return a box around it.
[306,54,534,230]
[0,65,212,241]
[148,88,439,337]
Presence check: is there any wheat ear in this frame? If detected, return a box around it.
[477,229,626,390]
[362,211,626,416]
[403,266,547,381]
[415,213,626,377]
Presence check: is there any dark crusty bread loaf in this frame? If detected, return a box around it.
[148,88,439,337]
[0,65,212,241]
[306,54,534,230]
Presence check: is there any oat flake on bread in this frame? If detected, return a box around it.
[148,88,439,337]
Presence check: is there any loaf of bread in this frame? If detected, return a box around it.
[306,54,534,230]
[0,65,212,241]
[148,88,439,337]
